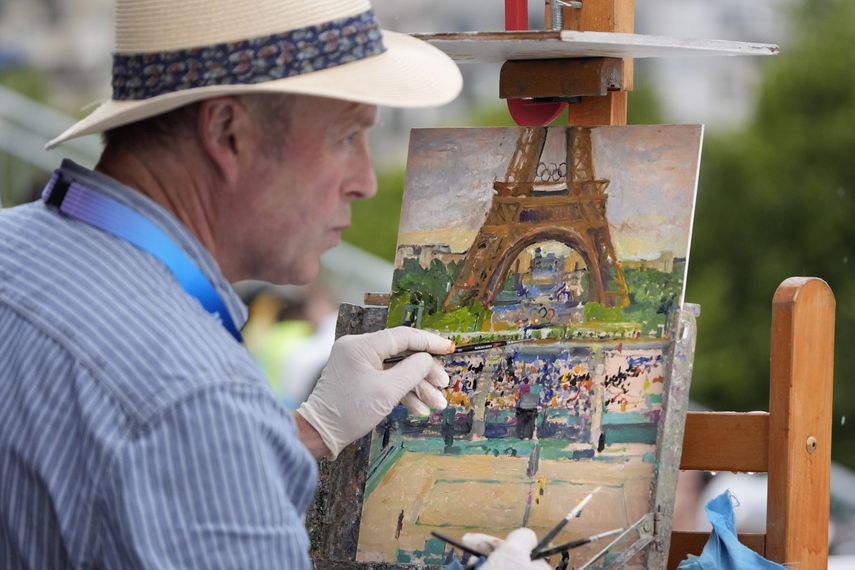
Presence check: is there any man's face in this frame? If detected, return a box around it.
[231,95,378,284]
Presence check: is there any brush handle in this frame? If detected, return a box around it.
[429,531,488,558]
[531,537,591,560]
[382,340,509,364]
[531,528,623,560]
[531,518,570,555]
[531,490,596,555]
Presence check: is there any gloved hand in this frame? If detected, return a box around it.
[462,528,551,570]
[297,327,454,458]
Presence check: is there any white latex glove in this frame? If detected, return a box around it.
[296,327,454,458]
[462,528,551,570]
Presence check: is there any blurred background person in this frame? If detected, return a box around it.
[239,280,339,408]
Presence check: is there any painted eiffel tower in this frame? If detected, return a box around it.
[444,127,629,310]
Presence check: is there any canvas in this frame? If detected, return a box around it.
[356,126,703,567]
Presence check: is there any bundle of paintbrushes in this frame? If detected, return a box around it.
[431,486,624,568]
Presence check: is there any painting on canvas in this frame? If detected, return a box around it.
[356,126,703,566]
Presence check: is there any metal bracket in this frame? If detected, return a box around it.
[578,512,655,570]
[551,0,584,30]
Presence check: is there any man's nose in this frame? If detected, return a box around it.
[346,145,378,200]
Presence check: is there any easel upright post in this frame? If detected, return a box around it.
[767,277,835,566]
[551,0,635,125]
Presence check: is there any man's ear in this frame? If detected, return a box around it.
[196,97,252,186]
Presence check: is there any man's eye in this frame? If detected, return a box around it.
[342,131,361,146]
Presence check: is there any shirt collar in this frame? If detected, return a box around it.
[58,159,249,331]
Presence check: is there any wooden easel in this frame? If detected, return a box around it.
[496,1,835,568]
[306,3,833,567]
[669,277,835,569]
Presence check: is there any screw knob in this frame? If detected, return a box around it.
[806,435,818,454]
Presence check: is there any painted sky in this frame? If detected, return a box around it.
[397,126,703,261]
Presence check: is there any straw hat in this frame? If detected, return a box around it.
[47,0,462,149]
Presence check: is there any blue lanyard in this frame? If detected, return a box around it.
[42,171,243,343]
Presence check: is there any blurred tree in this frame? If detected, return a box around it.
[342,166,406,260]
[627,79,665,125]
[686,0,855,466]
[0,69,51,206]
[0,68,50,101]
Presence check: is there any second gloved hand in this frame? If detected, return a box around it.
[297,327,454,458]
[462,528,551,570]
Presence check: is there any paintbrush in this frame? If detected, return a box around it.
[530,486,602,556]
[430,531,489,558]
[383,339,527,365]
[531,527,623,560]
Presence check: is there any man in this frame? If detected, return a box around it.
[0,0,549,568]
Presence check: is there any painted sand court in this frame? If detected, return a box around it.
[358,451,652,564]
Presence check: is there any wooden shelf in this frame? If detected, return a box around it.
[413,30,779,63]
[681,411,770,472]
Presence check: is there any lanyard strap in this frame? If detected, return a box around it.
[42,172,243,343]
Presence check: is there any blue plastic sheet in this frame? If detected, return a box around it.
[678,490,787,570]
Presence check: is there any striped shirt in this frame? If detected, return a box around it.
[0,160,317,569]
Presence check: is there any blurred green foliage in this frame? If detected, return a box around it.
[0,69,51,206]
[0,68,50,101]
[342,166,406,260]
[686,0,855,466]
[346,0,855,466]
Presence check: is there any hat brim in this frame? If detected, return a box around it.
[47,31,462,149]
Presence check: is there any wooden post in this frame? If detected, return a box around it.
[766,277,835,566]
[547,0,635,125]
[668,278,835,569]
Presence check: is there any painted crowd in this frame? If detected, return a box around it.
[387,346,666,452]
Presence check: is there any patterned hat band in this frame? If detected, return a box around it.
[111,9,385,101]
